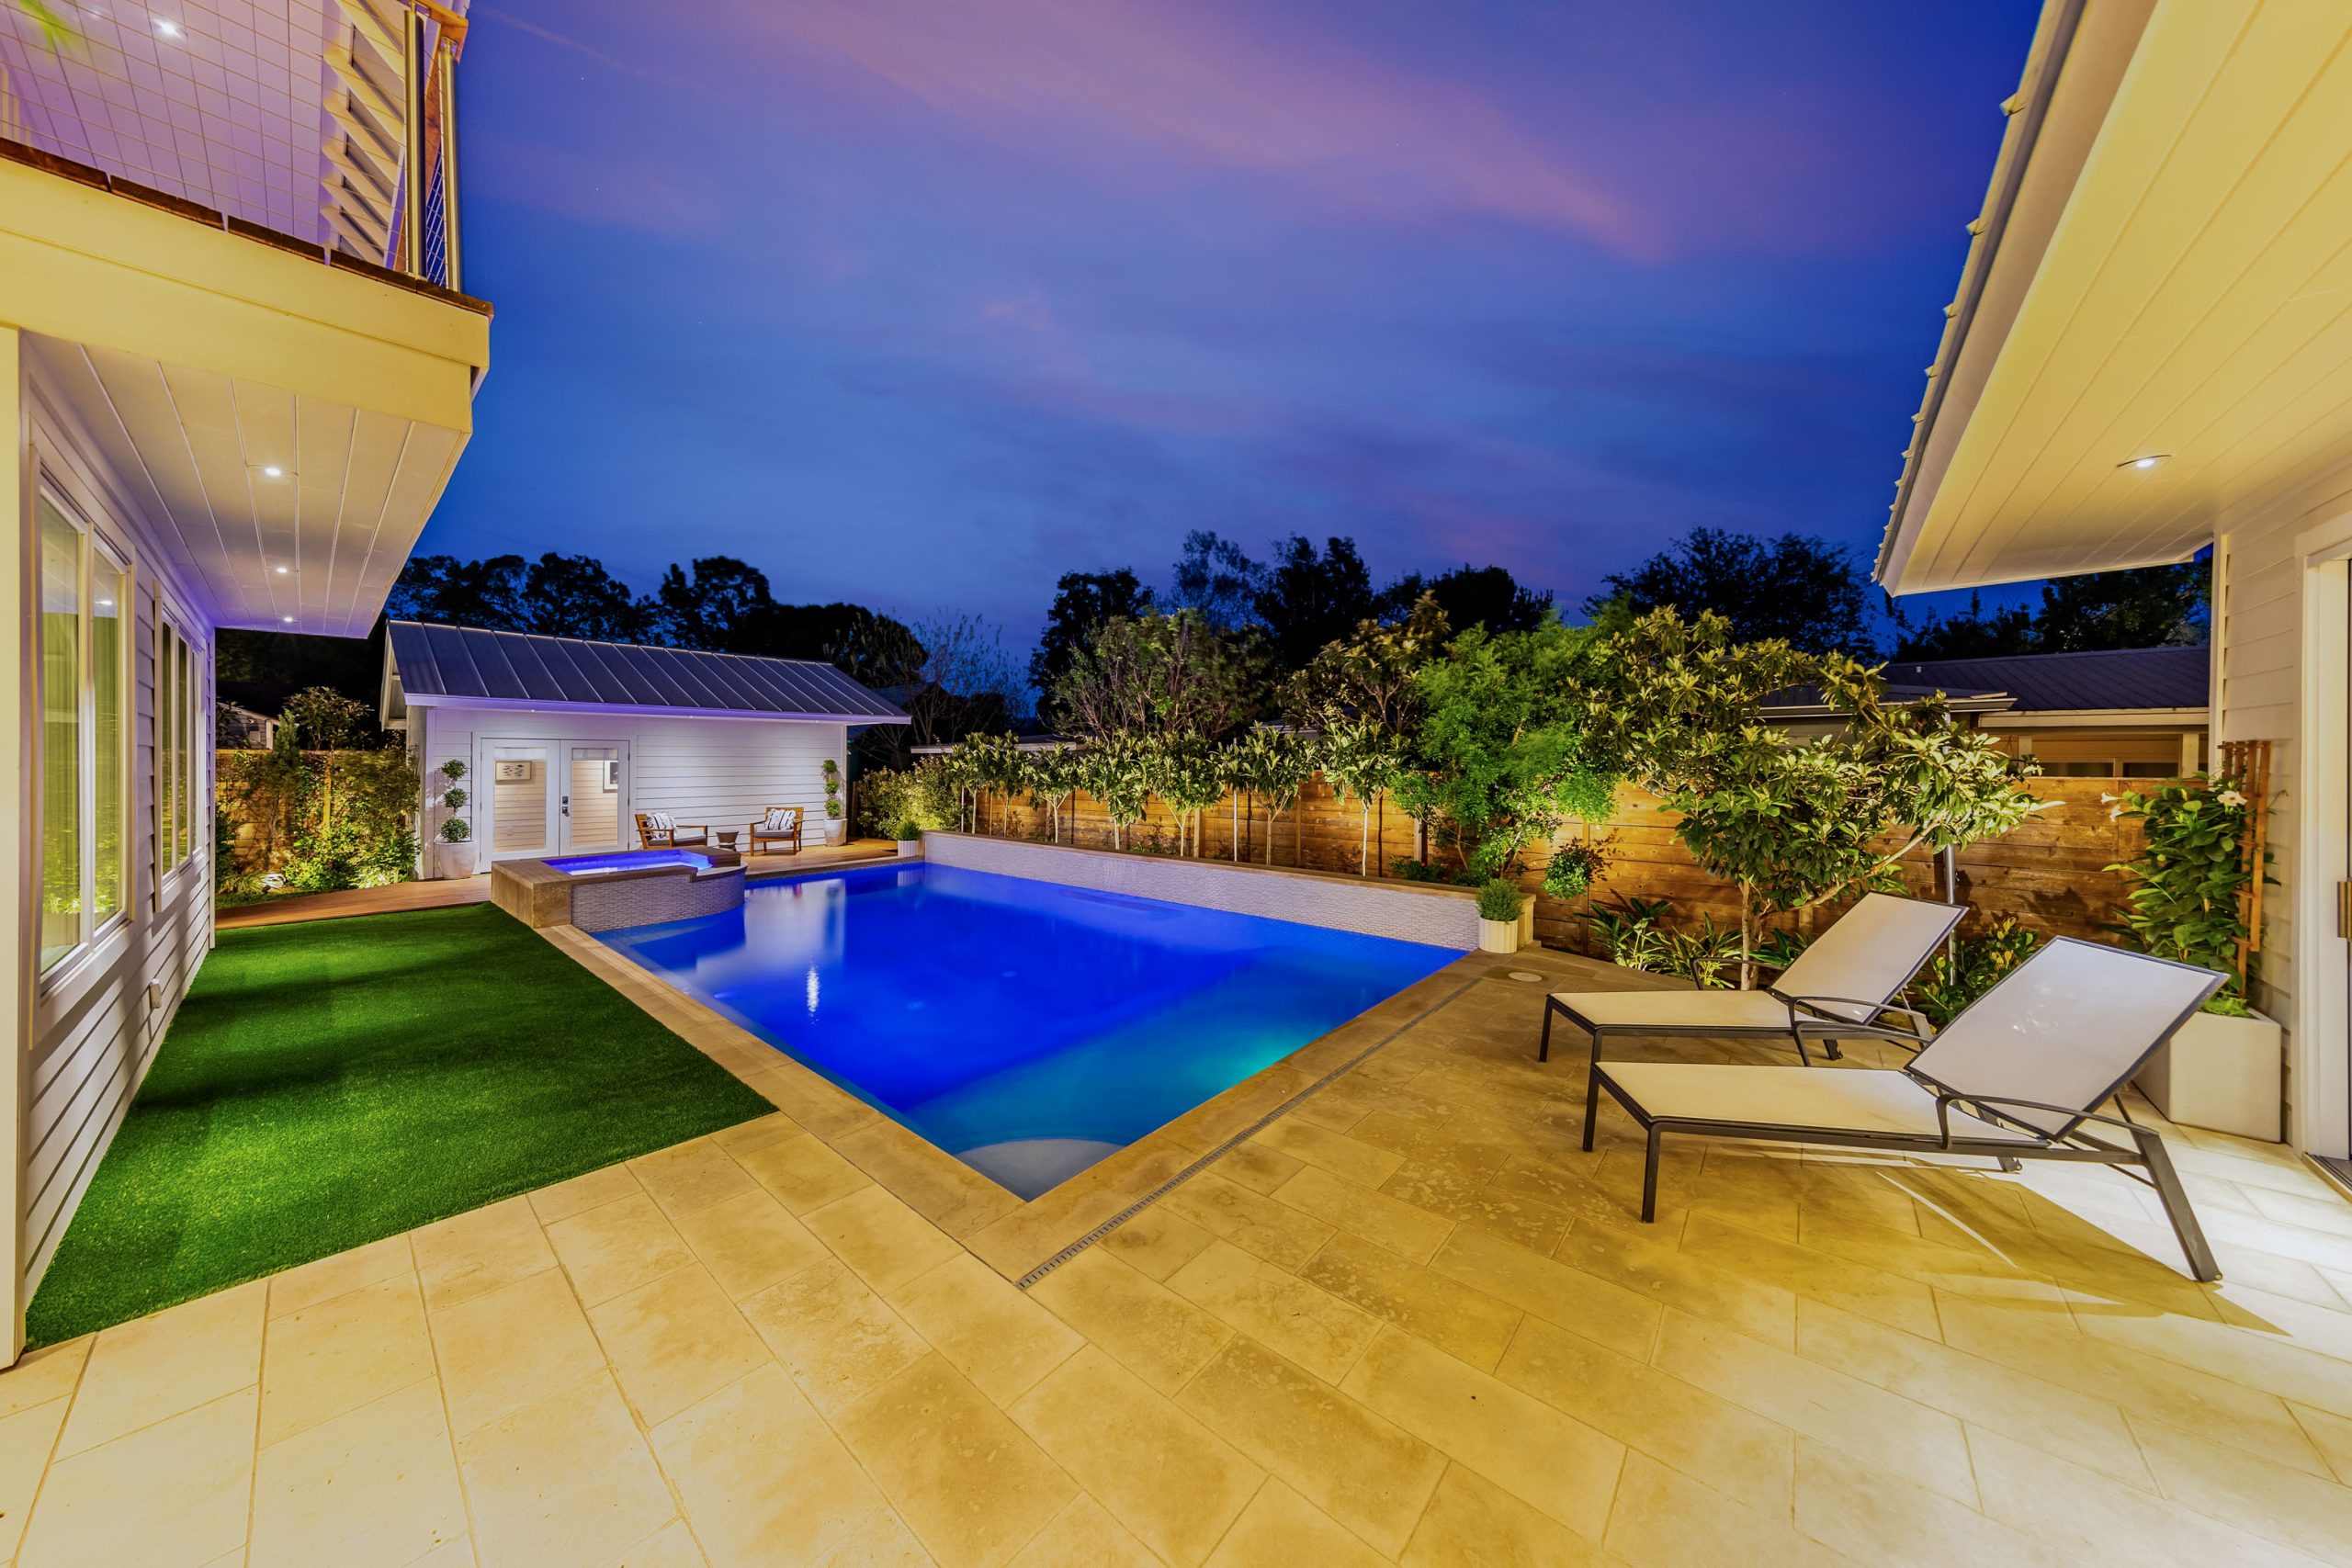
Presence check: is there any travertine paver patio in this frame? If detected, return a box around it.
[5,945,2352,1566]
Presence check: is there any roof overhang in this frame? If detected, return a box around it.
[402,693,910,726]
[1976,705,2206,730]
[1877,0,2352,594]
[4,152,490,637]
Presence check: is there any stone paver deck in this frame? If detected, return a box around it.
[5,943,2351,1566]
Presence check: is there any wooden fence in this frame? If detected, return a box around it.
[947,773,2150,956]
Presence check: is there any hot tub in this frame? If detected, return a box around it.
[491,851,743,931]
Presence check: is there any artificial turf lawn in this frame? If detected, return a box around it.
[26,902,773,1346]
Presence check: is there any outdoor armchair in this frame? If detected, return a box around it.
[1579,936,2228,1280]
[749,806,803,854]
[1541,892,1964,1066]
[635,811,710,850]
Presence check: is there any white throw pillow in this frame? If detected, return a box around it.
[763,807,798,833]
[643,810,675,833]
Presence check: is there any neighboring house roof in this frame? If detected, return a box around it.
[1885,647,2208,714]
[386,621,909,722]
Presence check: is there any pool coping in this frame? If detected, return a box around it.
[537,885,1492,1283]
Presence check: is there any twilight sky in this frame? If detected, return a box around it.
[427,0,2044,643]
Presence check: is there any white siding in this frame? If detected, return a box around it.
[20,356,217,1296]
[2211,453,2352,1154]
[416,705,853,860]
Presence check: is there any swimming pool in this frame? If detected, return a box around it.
[597,863,1456,1197]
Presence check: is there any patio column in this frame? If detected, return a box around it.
[1,324,30,1363]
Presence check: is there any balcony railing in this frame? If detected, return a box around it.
[0,0,468,292]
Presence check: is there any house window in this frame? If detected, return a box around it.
[159,618,198,870]
[37,493,132,974]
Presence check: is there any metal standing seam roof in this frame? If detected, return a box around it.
[1884,646,2209,713]
[387,621,909,721]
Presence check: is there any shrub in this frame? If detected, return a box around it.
[1541,839,1610,902]
[1903,917,2041,1027]
[2105,777,2261,1014]
[1476,878,1524,922]
[439,818,471,843]
[888,816,924,841]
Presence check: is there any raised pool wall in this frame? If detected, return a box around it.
[490,857,747,931]
[922,831,1480,949]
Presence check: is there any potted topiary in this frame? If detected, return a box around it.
[891,817,923,859]
[821,759,847,846]
[1476,878,1522,954]
[2111,777,2281,1140]
[424,761,473,879]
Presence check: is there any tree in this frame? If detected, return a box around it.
[1022,747,1084,845]
[1225,728,1319,866]
[2034,560,2207,651]
[761,604,926,689]
[1396,618,1618,882]
[520,554,647,641]
[1253,536,1374,670]
[1589,529,1880,657]
[1589,608,2042,987]
[1891,592,2036,660]
[899,613,1023,756]
[1032,570,1153,720]
[1167,531,1265,630]
[1149,738,1228,858]
[1321,718,1409,876]
[387,554,529,630]
[1076,733,1155,851]
[1380,565,1552,635]
[1052,610,1266,743]
[1286,592,1450,739]
[650,556,777,650]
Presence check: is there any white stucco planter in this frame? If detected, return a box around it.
[2135,1007,2283,1142]
[421,841,473,881]
[823,819,847,846]
[1477,918,1520,955]
[896,838,922,859]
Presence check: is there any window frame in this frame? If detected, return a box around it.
[33,482,136,983]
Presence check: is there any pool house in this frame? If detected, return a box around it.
[381,620,908,869]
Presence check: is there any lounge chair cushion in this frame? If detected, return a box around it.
[1551,989,1803,1033]
[1599,1063,2041,1143]
[643,810,675,832]
[760,807,798,833]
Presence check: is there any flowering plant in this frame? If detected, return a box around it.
[2105,775,2264,1014]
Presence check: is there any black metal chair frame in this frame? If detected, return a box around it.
[1577,953,2227,1281]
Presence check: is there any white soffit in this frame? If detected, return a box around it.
[32,333,463,636]
[1883,0,2352,594]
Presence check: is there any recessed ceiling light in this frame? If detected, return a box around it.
[281,615,295,624]
[274,564,289,575]
[96,598,114,608]
[2120,454,2169,470]
[154,19,181,38]
[262,465,283,478]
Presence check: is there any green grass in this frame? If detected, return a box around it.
[27,903,772,1346]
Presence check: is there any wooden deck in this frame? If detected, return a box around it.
[215,839,906,931]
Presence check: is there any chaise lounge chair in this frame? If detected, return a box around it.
[1579,937,2227,1279]
[635,811,709,851]
[749,806,803,855]
[1540,892,1964,1066]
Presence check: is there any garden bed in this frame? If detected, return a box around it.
[26,903,772,1345]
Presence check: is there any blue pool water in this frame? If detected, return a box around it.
[597,863,1456,1197]
[548,849,712,875]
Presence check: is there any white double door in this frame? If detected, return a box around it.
[480,739,632,860]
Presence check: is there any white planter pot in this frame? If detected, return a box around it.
[422,841,473,881]
[896,838,922,859]
[2135,1007,2283,1142]
[1477,917,1520,955]
[823,820,847,846]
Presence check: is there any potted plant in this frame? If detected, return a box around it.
[2110,778,2280,1140]
[1476,878,1522,954]
[423,761,472,879]
[891,817,923,858]
[821,759,847,846]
